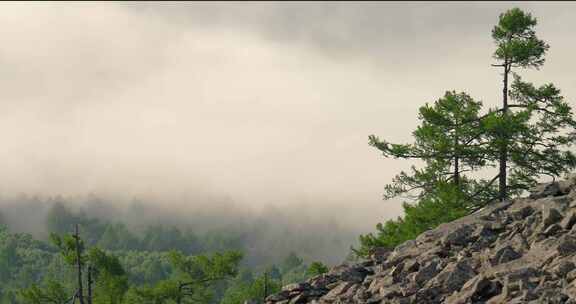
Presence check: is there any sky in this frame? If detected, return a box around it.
[0,2,575,232]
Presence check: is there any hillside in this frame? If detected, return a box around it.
[266,177,576,303]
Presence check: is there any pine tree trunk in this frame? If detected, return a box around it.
[499,64,509,201]
[454,156,460,186]
[75,224,85,304]
[454,123,460,187]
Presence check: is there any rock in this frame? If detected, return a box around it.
[561,210,576,230]
[322,282,355,300]
[491,245,522,265]
[414,259,442,287]
[306,288,328,297]
[567,269,576,282]
[558,179,575,195]
[469,224,498,251]
[340,283,359,300]
[308,274,337,289]
[442,225,474,247]
[383,253,413,270]
[554,260,575,278]
[543,223,563,236]
[352,286,370,302]
[504,266,539,283]
[413,286,442,303]
[530,181,561,199]
[403,260,420,273]
[488,221,506,232]
[369,247,391,264]
[389,262,405,284]
[445,275,502,304]
[325,265,370,286]
[266,291,289,302]
[542,207,563,228]
[558,236,576,256]
[508,233,529,253]
[437,261,476,294]
[282,283,310,293]
[379,285,402,298]
[394,239,416,255]
[569,194,576,209]
[430,260,476,293]
[537,290,569,303]
[265,177,576,304]
[483,200,514,217]
[511,206,535,220]
[288,294,307,304]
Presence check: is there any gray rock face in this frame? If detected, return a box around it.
[266,178,576,304]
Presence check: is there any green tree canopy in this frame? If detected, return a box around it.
[126,250,243,304]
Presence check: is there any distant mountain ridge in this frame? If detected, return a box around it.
[266,177,576,303]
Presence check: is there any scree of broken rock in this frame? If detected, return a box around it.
[265,176,576,304]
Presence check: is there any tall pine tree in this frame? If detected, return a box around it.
[489,7,576,199]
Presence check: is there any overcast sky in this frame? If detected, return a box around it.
[0,2,575,229]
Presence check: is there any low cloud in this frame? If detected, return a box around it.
[0,2,574,254]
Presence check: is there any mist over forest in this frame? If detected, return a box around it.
[0,192,361,265]
[2,2,576,304]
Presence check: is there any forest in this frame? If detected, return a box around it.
[0,197,332,303]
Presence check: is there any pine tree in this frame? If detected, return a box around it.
[369,90,493,205]
[487,7,576,199]
[47,225,129,304]
[490,8,547,200]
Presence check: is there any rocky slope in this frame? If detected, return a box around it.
[266,178,576,303]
